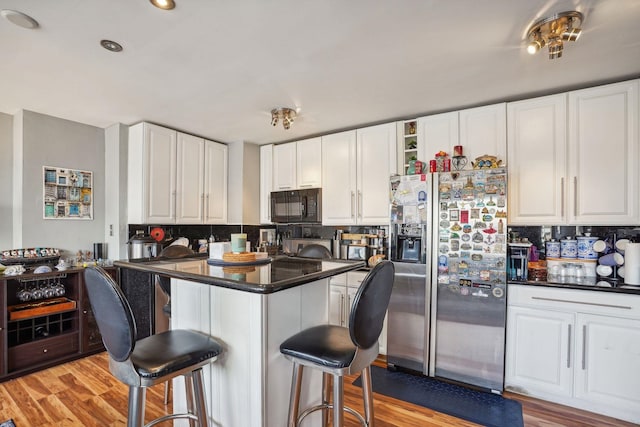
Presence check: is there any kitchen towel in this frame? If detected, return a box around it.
[623,242,640,285]
[353,366,523,427]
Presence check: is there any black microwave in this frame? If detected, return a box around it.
[270,188,321,223]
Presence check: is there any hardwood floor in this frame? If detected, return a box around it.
[0,352,634,426]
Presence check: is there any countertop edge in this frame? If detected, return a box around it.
[114,258,366,294]
[508,280,640,295]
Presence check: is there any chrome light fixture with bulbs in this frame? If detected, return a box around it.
[526,11,583,59]
[271,107,297,130]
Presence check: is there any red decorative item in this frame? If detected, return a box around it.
[150,227,165,242]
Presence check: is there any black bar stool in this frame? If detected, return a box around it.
[280,261,395,427]
[84,266,223,427]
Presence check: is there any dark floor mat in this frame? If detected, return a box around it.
[353,366,523,427]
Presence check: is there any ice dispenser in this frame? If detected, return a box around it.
[508,243,532,281]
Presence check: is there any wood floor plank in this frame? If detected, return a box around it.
[0,352,635,426]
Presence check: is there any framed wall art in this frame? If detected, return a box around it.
[43,166,93,220]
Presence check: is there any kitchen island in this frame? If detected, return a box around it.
[115,256,365,427]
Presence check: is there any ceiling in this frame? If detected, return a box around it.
[1,0,639,146]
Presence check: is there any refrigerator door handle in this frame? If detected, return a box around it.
[394,271,427,278]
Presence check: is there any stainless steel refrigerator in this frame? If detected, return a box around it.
[387,174,432,374]
[387,169,508,393]
[430,167,508,393]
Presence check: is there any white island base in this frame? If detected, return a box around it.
[170,276,329,426]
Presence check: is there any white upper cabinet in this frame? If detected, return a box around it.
[322,130,358,225]
[357,123,397,224]
[459,103,507,164]
[568,80,639,225]
[260,144,273,224]
[176,132,205,224]
[272,138,322,191]
[507,94,567,225]
[322,123,396,226]
[272,142,297,190]
[417,111,459,162]
[128,122,177,224]
[296,137,322,188]
[507,79,639,225]
[203,140,228,224]
[128,122,227,225]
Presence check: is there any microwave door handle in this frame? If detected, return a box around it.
[301,196,307,218]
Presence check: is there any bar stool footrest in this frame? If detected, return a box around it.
[298,403,367,427]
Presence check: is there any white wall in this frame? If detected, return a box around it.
[228,142,260,225]
[105,123,128,260]
[0,112,12,250]
[15,110,106,256]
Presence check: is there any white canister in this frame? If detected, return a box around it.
[577,236,599,260]
[545,240,561,258]
[560,238,578,259]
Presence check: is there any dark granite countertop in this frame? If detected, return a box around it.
[509,277,640,295]
[114,256,365,294]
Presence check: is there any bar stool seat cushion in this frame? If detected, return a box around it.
[280,325,355,369]
[132,329,222,379]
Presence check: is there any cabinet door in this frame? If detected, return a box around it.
[176,133,205,224]
[322,130,357,225]
[357,123,397,225]
[144,123,177,223]
[459,103,507,164]
[568,80,639,224]
[505,305,574,398]
[204,141,228,224]
[296,137,322,188]
[574,313,640,420]
[260,145,273,224]
[507,94,567,225]
[329,284,347,327]
[272,142,297,190]
[417,111,459,162]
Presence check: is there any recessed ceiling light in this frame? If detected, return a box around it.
[150,0,176,10]
[100,39,123,52]
[1,9,39,29]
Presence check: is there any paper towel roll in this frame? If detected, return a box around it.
[623,242,640,285]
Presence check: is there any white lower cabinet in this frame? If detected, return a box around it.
[506,285,640,424]
[328,271,387,355]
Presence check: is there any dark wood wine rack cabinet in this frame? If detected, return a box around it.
[0,267,116,382]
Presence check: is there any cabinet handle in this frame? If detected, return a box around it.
[299,184,312,188]
[43,349,48,353]
[573,176,578,217]
[358,191,363,219]
[279,186,292,190]
[581,324,587,370]
[83,310,88,314]
[172,191,177,220]
[350,192,355,218]
[340,294,345,326]
[567,324,572,368]
[531,296,632,310]
[560,177,565,217]
[205,194,210,219]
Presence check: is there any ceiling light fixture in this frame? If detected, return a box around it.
[150,0,176,10]
[271,107,297,130]
[526,11,583,59]
[1,9,39,29]
[100,39,123,52]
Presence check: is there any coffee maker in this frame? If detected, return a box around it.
[507,242,532,281]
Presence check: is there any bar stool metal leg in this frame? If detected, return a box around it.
[362,366,375,426]
[288,363,304,427]
[185,374,196,427]
[163,380,171,405]
[127,386,146,427]
[191,368,209,427]
[332,374,344,427]
[322,372,331,427]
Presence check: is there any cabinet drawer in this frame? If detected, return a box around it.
[8,332,79,372]
[508,284,640,317]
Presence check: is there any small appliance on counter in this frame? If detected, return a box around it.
[127,231,160,260]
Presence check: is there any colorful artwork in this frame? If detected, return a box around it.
[43,166,93,220]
